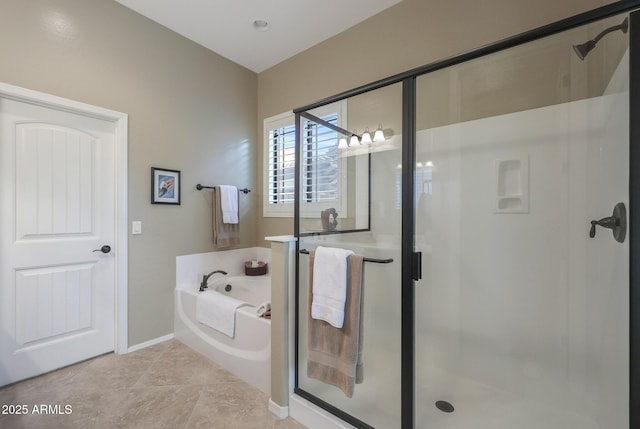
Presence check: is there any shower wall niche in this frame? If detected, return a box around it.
[494,157,529,213]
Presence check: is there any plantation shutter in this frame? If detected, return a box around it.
[267,122,296,205]
[267,113,339,207]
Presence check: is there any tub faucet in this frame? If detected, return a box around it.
[200,270,227,291]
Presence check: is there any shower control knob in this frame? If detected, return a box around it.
[92,245,112,254]
[589,202,626,243]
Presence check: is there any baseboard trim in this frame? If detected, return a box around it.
[290,394,357,429]
[127,333,174,354]
[269,399,289,419]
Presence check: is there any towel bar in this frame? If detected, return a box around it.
[299,249,393,264]
[196,184,251,194]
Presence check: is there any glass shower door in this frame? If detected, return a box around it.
[414,13,630,429]
[296,83,404,428]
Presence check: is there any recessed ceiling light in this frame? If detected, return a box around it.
[253,19,270,32]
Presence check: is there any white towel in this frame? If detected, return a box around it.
[196,290,248,338]
[311,246,353,328]
[256,301,271,317]
[219,185,238,224]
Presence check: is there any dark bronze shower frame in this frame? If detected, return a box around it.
[293,1,640,427]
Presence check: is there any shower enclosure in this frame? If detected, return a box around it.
[293,3,639,428]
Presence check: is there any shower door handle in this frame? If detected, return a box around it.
[589,202,626,243]
[412,252,422,281]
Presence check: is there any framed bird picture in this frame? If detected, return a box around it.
[151,167,181,205]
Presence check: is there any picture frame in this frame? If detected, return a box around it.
[151,167,181,205]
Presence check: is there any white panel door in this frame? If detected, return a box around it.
[0,97,116,386]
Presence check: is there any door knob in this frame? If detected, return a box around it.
[92,245,112,254]
[589,202,626,243]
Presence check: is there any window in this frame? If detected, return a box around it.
[263,103,346,217]
[264,112,296,215]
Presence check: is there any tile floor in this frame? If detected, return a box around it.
[0,339,307,429]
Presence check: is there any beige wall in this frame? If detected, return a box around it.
[256,0,617,245]
[0,0,258,346]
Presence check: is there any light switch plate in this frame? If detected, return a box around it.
[132,221,142,235]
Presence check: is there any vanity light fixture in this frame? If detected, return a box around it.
[338,125,390,149]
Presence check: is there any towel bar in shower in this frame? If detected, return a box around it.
[298,249,393,264]
[196,184,251,194]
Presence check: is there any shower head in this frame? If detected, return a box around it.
[573,17,628,60]
[573,40,597,60]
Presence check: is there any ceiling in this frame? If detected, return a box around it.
[113,0,401,73]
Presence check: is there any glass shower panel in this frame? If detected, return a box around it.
[297,83,403,428]
[415,13,629,429]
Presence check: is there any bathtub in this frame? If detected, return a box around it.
[174,274,271,394]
